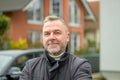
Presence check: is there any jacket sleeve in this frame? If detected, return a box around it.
[19,59,36,80]
[19,60,33,80]
[72,58,92,80]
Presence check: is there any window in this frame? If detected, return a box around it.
[70,32,80,53]
[0,56,12,72]
[12,51,43,69]
[27,0,43,24]
[50,0,62,17]
[15,54,32,69]
[69,0,80,26]
[27,30,42,44]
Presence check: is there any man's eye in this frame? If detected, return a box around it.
[54,31,61,35]
[44,32,50,36]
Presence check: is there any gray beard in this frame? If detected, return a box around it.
[46,45,66,57]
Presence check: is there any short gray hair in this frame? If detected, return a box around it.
[43,15,68,32]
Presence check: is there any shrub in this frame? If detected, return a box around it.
[87,39,95,47]
[74,48,87,55]
[0,15,10,49]
[28,41,43,48]
[9,38,28,49]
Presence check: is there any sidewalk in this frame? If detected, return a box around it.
[92,72,106,80]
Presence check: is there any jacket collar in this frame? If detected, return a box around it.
[43,45,70,66]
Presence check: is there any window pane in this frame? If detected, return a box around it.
[27,0,43,22]
[69,0,74,23]
[28,10,33,20]
[28,30,41,43]
[69,0,80,25]
[27,30,42,48]
[51,0,61,16]
[70,32,80,52]
[34,0,41,21]
[0,56,12,73]
[36,9,41,20]
[15,54,33,69]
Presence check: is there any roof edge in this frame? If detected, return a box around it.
[23,0,36,11]
[81,0,96,21]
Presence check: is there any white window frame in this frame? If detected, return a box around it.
[69,0,80,26]
[70,32,80,53]
[50,0,62,17]
[27,0,44,24]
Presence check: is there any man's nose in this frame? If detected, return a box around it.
[49,33,56,39]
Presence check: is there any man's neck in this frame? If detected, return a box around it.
[49,52,65,60]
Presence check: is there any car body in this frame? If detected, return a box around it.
[0,49,44,80]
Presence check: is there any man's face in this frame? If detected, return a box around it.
[42,20,70,56]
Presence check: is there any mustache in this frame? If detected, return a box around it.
[47,40,59,45]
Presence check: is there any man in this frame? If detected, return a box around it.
[19,15,92,80]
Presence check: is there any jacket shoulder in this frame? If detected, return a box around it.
[70,55,88,65]
[70,55,92,78]
[26,56,44,69]
[70,55,91,72]
[27,57,41,64]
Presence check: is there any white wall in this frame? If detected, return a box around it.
[100,0,120,71]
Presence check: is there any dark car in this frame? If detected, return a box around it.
[0,49,44,80]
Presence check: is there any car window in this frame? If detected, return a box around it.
[12,53,33,69]
[0,55,13,74]
[12,51,43,70]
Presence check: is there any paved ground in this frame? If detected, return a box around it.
[92,72,106,80]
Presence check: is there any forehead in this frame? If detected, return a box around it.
[43,20,65,32]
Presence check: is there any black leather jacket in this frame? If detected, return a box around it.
[19,49,92,80]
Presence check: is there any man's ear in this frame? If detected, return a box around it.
[67,32,70,42]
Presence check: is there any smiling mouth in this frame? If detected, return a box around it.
[48,43,60,47]
[48,43,58,46]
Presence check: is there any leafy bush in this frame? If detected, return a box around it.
[87,39,95,47]
[74,48,87,55]
[0,15,10,49]
[28,41,43,48]
[9,38,28,49]
[0,15,10,36]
